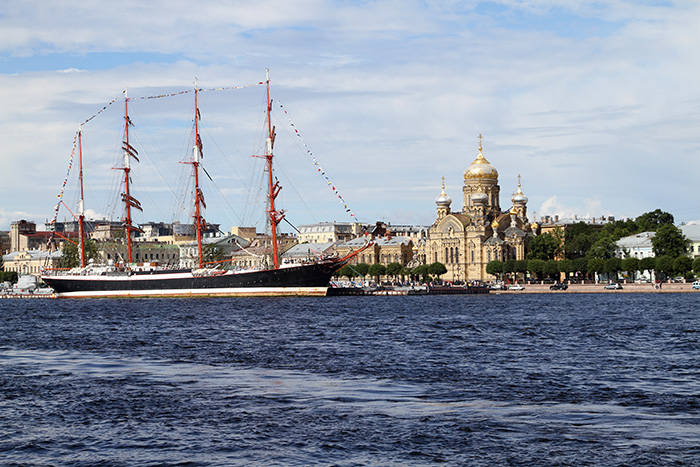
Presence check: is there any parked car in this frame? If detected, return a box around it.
[604,283,623,290]
[550,283,568,291]
[692,281,700,290]
[508,284,525,291]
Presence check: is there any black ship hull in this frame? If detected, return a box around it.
[42,260,344,298]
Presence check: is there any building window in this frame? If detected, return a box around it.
[450,247,454,264]
[471,251,474,263]
[488,250,491,261]
[434,252,437,263]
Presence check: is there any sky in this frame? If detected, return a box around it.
[1,0,699,233]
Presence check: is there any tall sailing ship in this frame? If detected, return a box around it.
[41,71,368,298]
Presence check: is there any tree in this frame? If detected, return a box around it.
[621,257,640,281]
[604,257,622,281]
[386,262,403,279]
[587,235,617,259]
[504,259,517,281]
[428,262,447,279]
[694,257,700,277]
[411,264,429,282]
[673,256,692,277]
[527,233,559,260]
[0,271,18,284]
[601,218,640,241]
[655,255,674,280]
[515,259,528,281]
[572,258,588,280]
[368,263,386,281]
[557,259,574,281]
[58,238,99,269]
[354,263,370,277]
[636,209,674,232]
[527,259,545,281]
[564,222,597,259]
[336,265,356,279]
[486,260,503,279]
[652,224,688,257]
[640,257,656,280]
[587,258,605,281]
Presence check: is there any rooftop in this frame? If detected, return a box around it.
[616,231,655,249]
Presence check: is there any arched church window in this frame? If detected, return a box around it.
[434,252,438,263]
[445,248,449,263]
[455,247,459,262]
[471,251,474,263]
[450,247,454,263]
[488,250,491,261]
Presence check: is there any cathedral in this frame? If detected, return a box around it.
[425,136,534,282]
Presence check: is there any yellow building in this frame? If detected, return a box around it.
[425,136,532,282]
[1,250,63,275]
[334,236,413,266]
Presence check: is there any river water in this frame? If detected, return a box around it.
[0,294,698,465]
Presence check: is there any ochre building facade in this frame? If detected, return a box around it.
[425,137,534,282]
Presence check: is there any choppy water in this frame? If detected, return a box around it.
[0,294,698,465]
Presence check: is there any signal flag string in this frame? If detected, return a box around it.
[277,101,359,223]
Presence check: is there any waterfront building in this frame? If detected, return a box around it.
[297,222,363,244]
[425,136,533,282]
[90,223,125,240]
[178,233,250,268]
[334,235,414,266]
[1,250,62,275]
[282,242,337,264]
[615,231,655,259]
[0,231,9,254]
[10,220,77,252]
[230,227,257,243]
[227,232,298,270]
[94,240,181,266]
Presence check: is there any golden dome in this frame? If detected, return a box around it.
[465,135,498,181]
[491,219,500,229]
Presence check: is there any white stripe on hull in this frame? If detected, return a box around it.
[55,286,329,299]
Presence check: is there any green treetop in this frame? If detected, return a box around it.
[651,224,688,257]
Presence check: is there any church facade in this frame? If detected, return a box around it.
[425,137,534,282]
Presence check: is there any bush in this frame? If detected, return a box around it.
[0,271,18,283]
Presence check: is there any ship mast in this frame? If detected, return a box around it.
[191,78,206,269]
[78,125,86,267]
[120,89,142,264]
[265,69,283,269]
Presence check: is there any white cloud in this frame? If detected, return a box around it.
[1,0,699,230]
[538,195,613,220]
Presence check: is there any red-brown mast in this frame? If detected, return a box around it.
[78,126,86,267]
[265,69,283,269]
[119,89,142,264]
[191,78,205,269]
